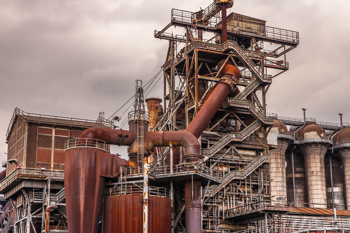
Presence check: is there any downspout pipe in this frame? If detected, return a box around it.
[45,205,57,233]
[185,61,240,139]
[184,61,240,233]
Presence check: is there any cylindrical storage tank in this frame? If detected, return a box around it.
[286,151,307,207]
[298,123,330,209]
[325,154,345,209]
[146,98,163,131]
[128,119,149,165]
[268,119,292,204]
[103,194,171,233]
[333,127,350,210]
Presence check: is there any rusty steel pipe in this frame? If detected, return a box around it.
[79,127,135,146]
[186,62,240,138]
[221,5,228,43]
[145,131,200,159]
[185,180,202,233]
[183,61,240,233]
[45,205,57,233]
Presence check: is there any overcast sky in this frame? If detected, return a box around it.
[0,0,349,162]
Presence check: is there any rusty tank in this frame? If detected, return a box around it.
[103,194,171,233]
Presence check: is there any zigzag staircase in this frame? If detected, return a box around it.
[207,155,270,197]
[195,2,221,25]
[226,41,271,100]
[202,120,262,157]
[228,99,274,125]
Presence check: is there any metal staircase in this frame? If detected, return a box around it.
[207,155,270,197]
[195,2,221,24]
[235,79,261,100]
[229,99,274,125]
[228,41,266,82]
[202,120,262,156]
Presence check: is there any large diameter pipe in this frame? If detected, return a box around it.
[79,127,135,146]
[186,63,240,138]
[185,180,202,233]
[145,131,200,160]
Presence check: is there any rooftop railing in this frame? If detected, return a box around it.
[64,138,109,152]
[6,107,114,141]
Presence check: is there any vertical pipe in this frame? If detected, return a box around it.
[185,179,201,233]
[170,41,175,130]
[330,156,335,209]
[302,108,306,123]
[221,5,228,43]
[195,48,199,114]
[292,150,296,206]
[339,113,343,128]
[143,156,149,233]
[185,51,190,127]
[170,143,174,233]
[164,72,167,113]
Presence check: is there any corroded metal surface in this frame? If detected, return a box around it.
[64,147,127,233]
[79,127,135,146]
[186,61,240,138]
[103,194,171,233]
[146,98,162,131]
[145,131,200,160]
[185,180,202,233]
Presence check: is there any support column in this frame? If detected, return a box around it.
[301,144,328,208]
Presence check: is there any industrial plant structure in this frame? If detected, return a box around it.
[1,0,350,232]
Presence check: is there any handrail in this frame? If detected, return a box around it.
[64,138,109,152]
[229,99,273,124]
[0,168,64,191]
[207,155,270,197]
[170,8,299,45]
[6,107,114,141]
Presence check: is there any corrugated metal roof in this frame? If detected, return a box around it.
[291,207,350,217]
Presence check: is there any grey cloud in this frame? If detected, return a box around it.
[0,0,350,161]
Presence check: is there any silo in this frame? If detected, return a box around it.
[297,123,332,208]
[325,153,345,209]
[268,119,293,204]
[333,127,350,210]
[286,150,307,206]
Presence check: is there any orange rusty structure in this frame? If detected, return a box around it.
[103,194,171,233]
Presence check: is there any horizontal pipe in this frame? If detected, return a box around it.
[145,131,201,160]
[79,127,135,146]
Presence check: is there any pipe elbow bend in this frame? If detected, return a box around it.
[180,131,201,161]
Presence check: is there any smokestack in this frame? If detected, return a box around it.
[302,108,306,123]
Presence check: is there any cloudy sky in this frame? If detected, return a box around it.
[0,0,349,161]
